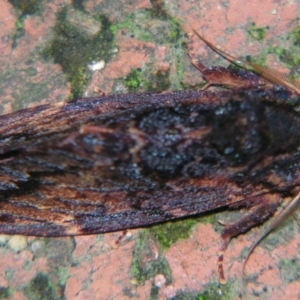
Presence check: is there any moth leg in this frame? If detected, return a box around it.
[187,32,265,90]
[217,193,281,284]
[93,87,106,96]
[192,30,300,94]
[242,192,300,284]
[113,229,132,249]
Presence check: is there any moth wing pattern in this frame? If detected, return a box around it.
[1,88,300,243]
[1,31,300,292]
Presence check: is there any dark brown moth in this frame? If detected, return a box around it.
[0,31,300,286]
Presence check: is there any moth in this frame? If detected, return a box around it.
[0,31,299,287]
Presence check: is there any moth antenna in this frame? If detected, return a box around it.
[193,30,300,95]
[248,63,300,94]
[192,30,244,66]
[242,193,300,293]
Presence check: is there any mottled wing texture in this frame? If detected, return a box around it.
[1,88,300,236]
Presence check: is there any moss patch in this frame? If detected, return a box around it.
[110,1,186,92]
[0,287,13,299]
[288,26,300,67]
[149,214,215,251]
[146,0,182,44]
[10,75,59,111]
[123,68,170,93]
[25,273,59,300]
[9,0,42,16]
[110,5,184,45]
[290,26,300,47]
[247,22,268,41]
[272,46,300,67]
[172,280,236,300]
[269,26,300,70]
[148,71,171,92]
[72,0,86,11]
[9,0,44,48]
[42,6,114,99]
[279,258,300,283]
[123,69,144,92]
[130,231,171,285]
[130,214,217,289]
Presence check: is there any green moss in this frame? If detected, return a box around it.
[279,258,300,283]
[130,215,218,290]
[15,19,23,30]
[146,0,184,42]
[290,26,300,46]
[148,0,168,18]
[110,7,184,45]
[130,231,172,285]
[4,270,14,281]
[288,27,300,67]
[270,47,297,67]
[245,53,268,66]
[110,15,134,41]
[148,71,171,92]
[110,2,186,92]
[123,69,143,92]
[168,17,182,43]
[9,0,42,16]
[149,285,159,300]
[72,0,86,11]
[9,0,43,48]
[270,26,300,68]
[241,217,297,263]
[25,273,59,300]
[247,22,268,41]
[123,68,171,93]
[256,26,300,73]
[171,292,208,300]
[42,7,114,99]
[236,24,300,81]
[44,238,75,267]
[145,1,182,44]
[57,267,70,286]
[149,214,215,250]
[25,67,38,77]
[11,80,51,111]
[0,287,13,299]
[122,68,170,92]
[172,280,236,300]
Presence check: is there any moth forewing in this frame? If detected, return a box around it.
[0,31,300,296]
